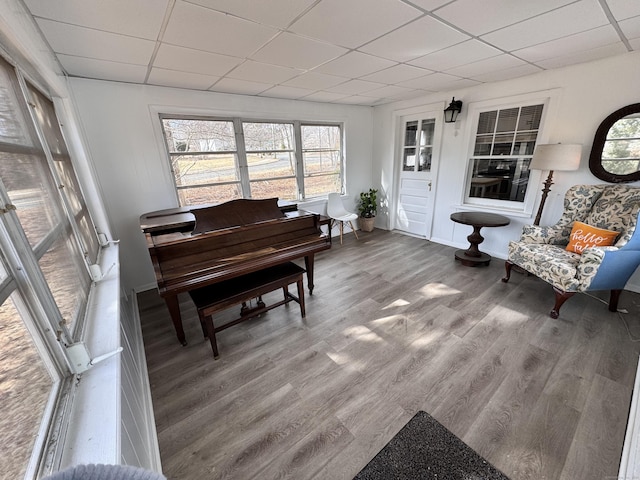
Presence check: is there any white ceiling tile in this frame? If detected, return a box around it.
[471,64,543,83]
[313,51,397,77]
[397,72,463,90]
[445,54,526,78]
[186,0,317,28]
[444,77,482,90]
[301,91,349,103]
[251,32,347,69]
[226,60,303,84]
[434,0,575,36]
[408,0,451,11]
[147,68,218,90]
[620,15,640,39]
[325,79,386,95]
[606,0,640,21]
[514,26,621,63]
[535,42,628,69]
[386,88,426,101]
[163,2,278,58]
[409,40,502,71]
[364,84,418,98]
[338,94,382,105]
[24,0,168,39]
[481,0,610,51]
[22,0,639,102]
[289,0,421,49]
[57,54,148,83]
[359,16,470,62]
[282,72,347,90]
[360,64,432,83]
[259,85,316,99]
[212,78,271,95]
[36,19,155,65]
[154,44,242,77]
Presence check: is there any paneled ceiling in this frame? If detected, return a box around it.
[23,0,640,106]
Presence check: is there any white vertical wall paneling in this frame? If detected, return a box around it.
[120,293,162,472]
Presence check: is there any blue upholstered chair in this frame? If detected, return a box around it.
[502,184,640,318]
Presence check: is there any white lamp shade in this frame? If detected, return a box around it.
[530,144,582,171]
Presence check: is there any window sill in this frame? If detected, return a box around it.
[57,243,122,469]
[452,203,533,219]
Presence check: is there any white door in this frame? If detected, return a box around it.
[395,113,440,238]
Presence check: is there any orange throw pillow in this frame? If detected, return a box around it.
[566,221,619,254]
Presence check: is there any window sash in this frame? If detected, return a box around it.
[464,99,548,210]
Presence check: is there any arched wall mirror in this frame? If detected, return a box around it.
[589,103,640,183]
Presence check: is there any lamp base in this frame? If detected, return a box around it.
[534,170,555,226]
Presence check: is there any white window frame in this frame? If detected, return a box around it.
[159,114,345,204]
[461,90,559,215]
[0,52,112,479]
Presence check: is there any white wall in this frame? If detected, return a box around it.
[373,51,640,291]
[68,79,373,292]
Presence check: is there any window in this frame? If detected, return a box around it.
[402,118,435,172]
[465,102,545,208]
[301,124,341,197]
[244,122,297,200]
[0,55,99,478]
[160,116,343,205]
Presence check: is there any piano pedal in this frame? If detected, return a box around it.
[240,297,266,317]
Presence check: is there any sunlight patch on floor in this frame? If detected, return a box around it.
[370,314,406,327]
[341,324,385,344]
[382,298,411,309]
[486,303,531,325]
[410,329,444,347]
[419,282,462,299]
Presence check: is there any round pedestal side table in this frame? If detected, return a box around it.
[450,211,510,267]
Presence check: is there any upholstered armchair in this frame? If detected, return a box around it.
[502,184,640,318]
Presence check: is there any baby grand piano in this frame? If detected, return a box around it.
[140,198,331,345]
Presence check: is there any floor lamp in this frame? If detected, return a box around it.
[530,144,582,225]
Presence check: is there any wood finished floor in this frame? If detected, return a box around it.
[138,229,640,480]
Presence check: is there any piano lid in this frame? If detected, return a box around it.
[140,199,298,235]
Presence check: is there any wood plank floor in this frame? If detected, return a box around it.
[138,229,640,480]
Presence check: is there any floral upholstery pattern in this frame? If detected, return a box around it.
[519,185,605,245]
[584,187,640,246]
[507,184,640,294]
[508,242,582,291]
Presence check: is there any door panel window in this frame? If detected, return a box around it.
[402,119,435,172]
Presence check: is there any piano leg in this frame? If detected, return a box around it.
[305,254,315,295]
[164,294,187,346]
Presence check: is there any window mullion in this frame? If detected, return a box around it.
[235,119,250,198]
[294,121,303,199]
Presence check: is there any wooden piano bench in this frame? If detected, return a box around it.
[188,262,306,359]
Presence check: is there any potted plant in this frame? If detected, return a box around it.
[357,188,377,232]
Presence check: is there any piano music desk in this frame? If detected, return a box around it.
[188,262,306,358]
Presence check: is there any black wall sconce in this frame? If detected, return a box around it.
[444,97,463,123]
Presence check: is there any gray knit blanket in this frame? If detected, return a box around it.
[44,464,166,480]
